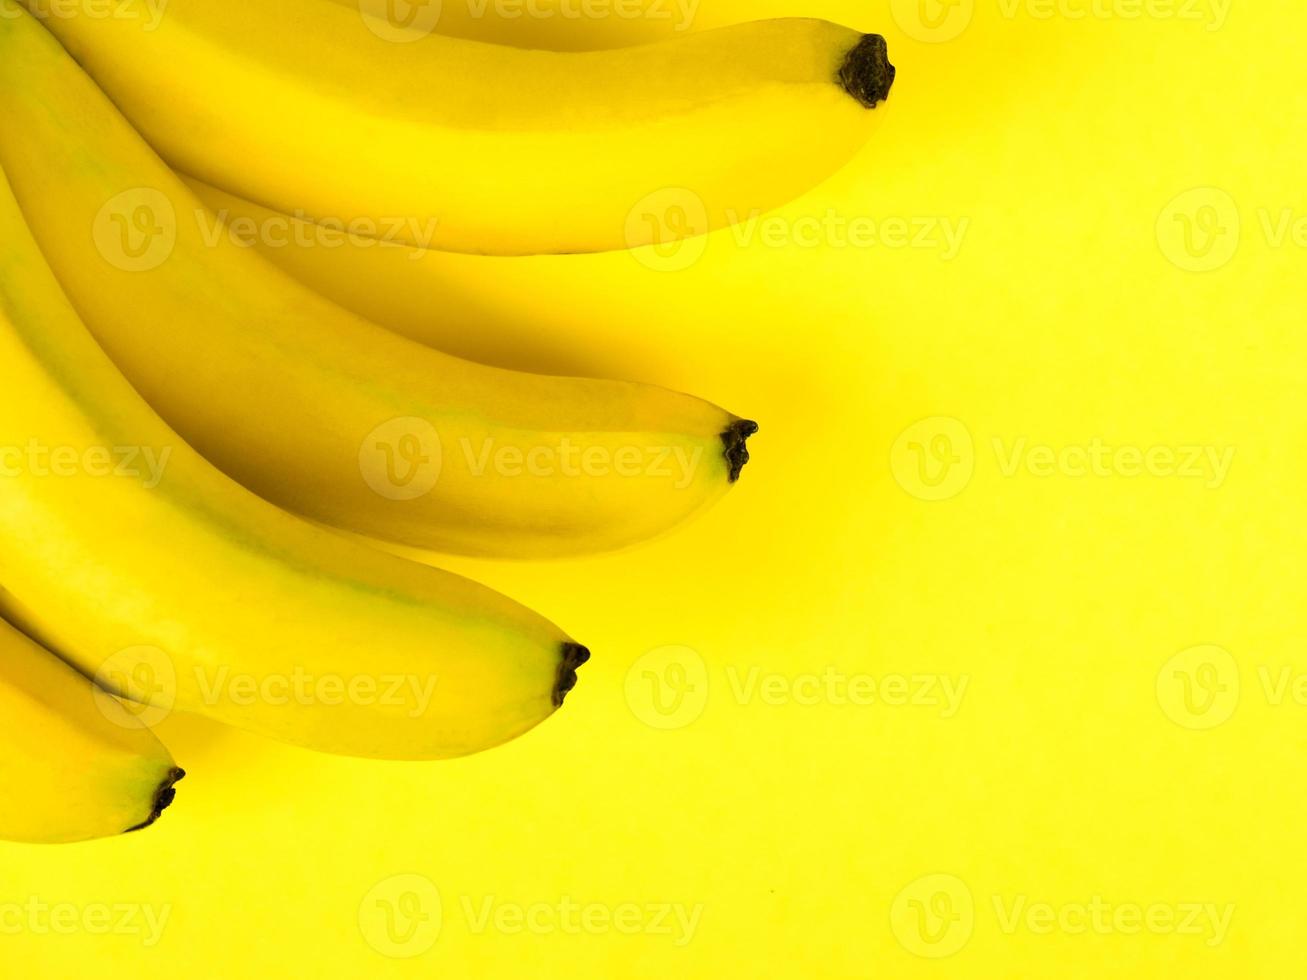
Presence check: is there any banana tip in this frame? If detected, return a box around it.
[840,34,895,108]
[553,643,591,708]
[722,419,759,483]
[127,767,185,833]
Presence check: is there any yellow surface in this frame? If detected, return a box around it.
[1,0,1300,976]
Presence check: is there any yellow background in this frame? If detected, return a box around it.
[4,0,1303,976]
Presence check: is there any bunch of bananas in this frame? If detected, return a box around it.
[0,0,893,843]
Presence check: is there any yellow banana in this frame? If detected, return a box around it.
[0,3,756,560]
[0,614,183,844]
[0,161,589,761]
[185,178,539,368]
[17,0,894,255]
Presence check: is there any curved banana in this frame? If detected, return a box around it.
[0,163,588,761]
[0,614,183,844]
[17,0,895,255]
[186,178,553,369]
[0,3,756,560]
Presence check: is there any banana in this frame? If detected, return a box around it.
[16,0,895,256]
[0,2,757,560]
[0,160,589,761]
[185,177,545,368]
[0,614,183,844]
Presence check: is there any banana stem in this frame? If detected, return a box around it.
[840,34,897,108]
[553,644,592,709]
[127,768,186,833]
[722,420,760,484]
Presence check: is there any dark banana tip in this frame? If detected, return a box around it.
[127,767,185,833]
[553,642,591,708]
[721,419,759,483]
[839,34,896,108]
